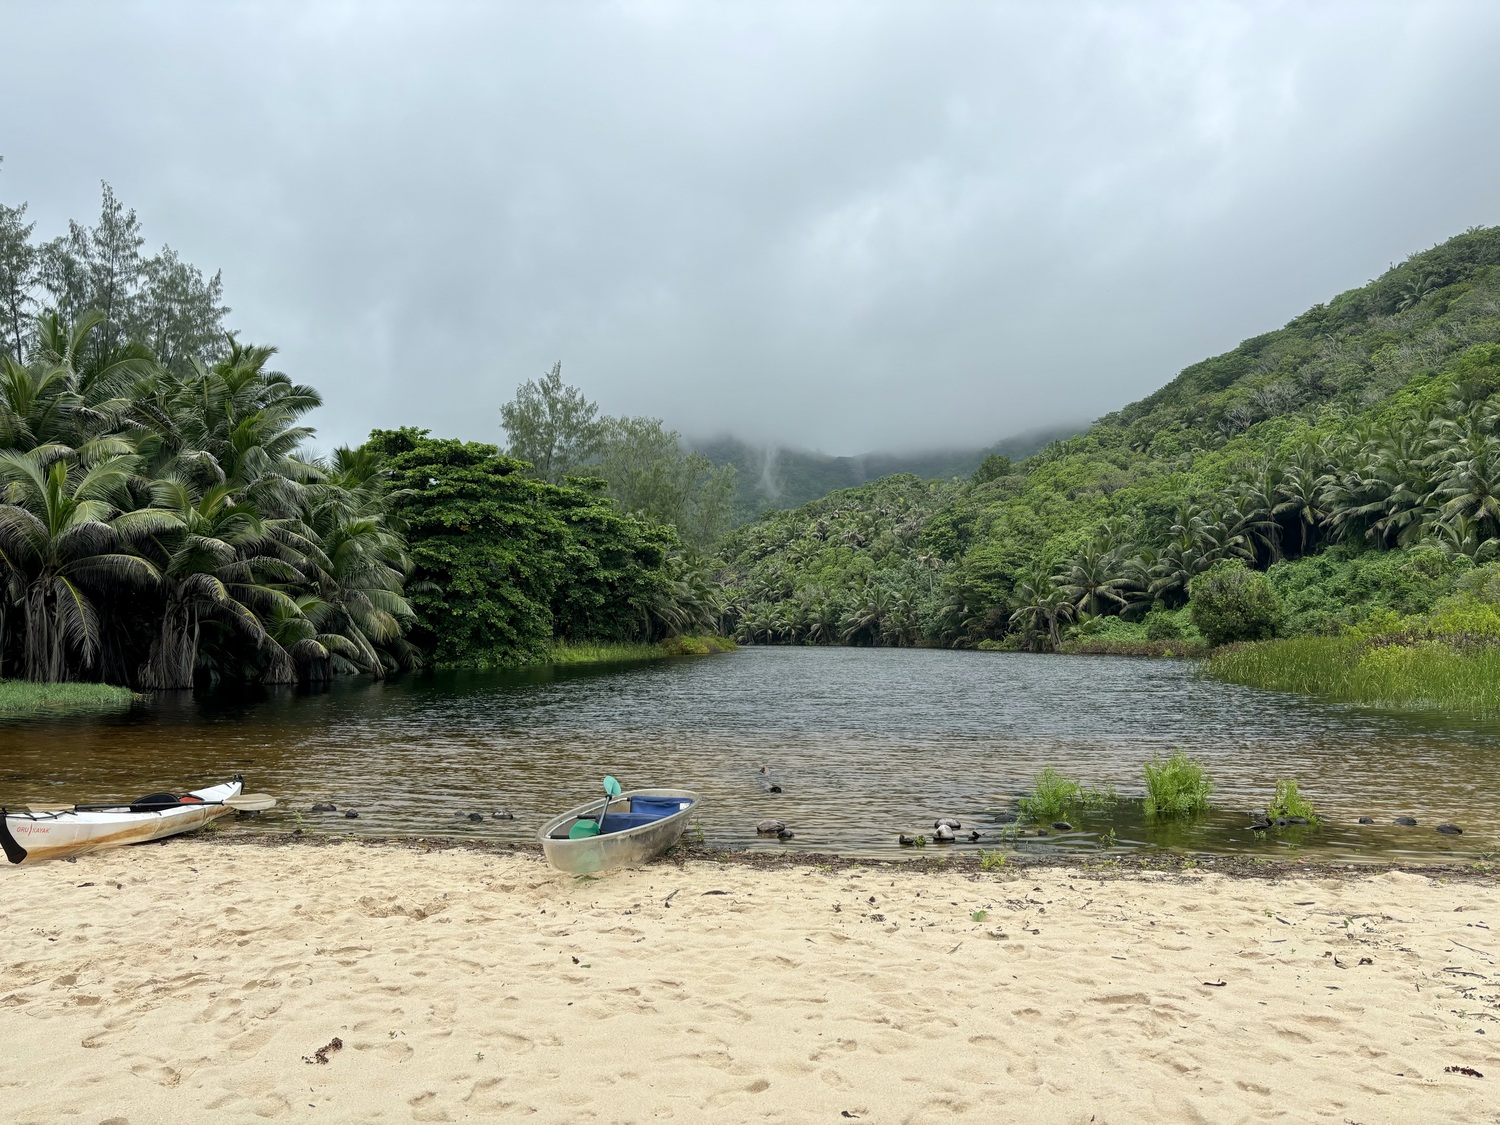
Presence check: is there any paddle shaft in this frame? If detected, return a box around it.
[597,775,623,834]
[25,794,275,814]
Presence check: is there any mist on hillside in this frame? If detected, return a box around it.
[692,426,1082,522]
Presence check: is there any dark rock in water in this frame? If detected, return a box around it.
[777,829,794,840]
[311,803,337,813]
[757,819,786,834]
[1284,816,1309,825]
[1250,819,1271,831]
[1358,817,1375,824]
[768,785,783,794]
[1436,823,1463,835]
[1275,817,1290,827]
[491,811,514,821]
[934,817,962,830]
[1035,829,1049,837]
[934,824,956,842]
[899,834,916,846]
[1394,817,1418,826]
[968,830,981,843]
[344,810,359,819]
[1051,821,1073,832]
[466,812,484,823]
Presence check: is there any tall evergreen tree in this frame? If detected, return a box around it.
[0,159,37,360]
[499,361,605,484]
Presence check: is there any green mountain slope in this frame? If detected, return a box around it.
[693,425,1078,524]
[717,225,1500,649]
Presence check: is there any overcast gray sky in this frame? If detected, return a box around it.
[3,1,1499,455]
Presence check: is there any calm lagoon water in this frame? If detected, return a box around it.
[1,648,1496,861]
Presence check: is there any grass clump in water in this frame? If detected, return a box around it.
[978,849,1007,871]
[1142,751,1213,818]
[1016,767,1118,822]
[0,680,135,715]
[1265,780,1319,824]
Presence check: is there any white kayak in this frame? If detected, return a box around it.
[1,777,246,866]
[539,788,699,875]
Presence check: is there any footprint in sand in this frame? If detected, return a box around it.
[129,1063,180,1088]
[408,1090,455,1123]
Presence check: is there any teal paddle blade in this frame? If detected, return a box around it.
[603,775,622,798]
[569,819,601,839]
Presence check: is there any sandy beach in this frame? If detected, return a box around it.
[2,841,1497,1124]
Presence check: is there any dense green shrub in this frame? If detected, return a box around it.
[1144,608,1183,640]
[1189,561,1283,646]
[369,428,694,667]
[1267,547,1464,636]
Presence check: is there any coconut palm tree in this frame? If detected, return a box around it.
[136,479,300,690]
[1008,569,1074,650]
[0,449,166,681]
[1430,433,1500,542]
[1274,451,1332,557]
[1396,271,1438,312]
[841,585,893,646]
[1055,541,1130,616]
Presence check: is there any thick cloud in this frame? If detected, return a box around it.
[3,1,1498,453]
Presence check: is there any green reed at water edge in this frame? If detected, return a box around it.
[1205,636,1500,714]
[0,680,135,715]
[542,635,737,666]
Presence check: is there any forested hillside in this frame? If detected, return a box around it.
[718,225,1500,651]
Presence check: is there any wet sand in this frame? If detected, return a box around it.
[2,840,1497,1123]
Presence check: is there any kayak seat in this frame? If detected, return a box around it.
[628,797,691,817]
[129,792,181,813]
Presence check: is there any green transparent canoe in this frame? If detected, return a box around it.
[539,788,699,875]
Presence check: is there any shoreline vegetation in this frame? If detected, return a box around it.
[1206,635,1500,715]
[1203,561,1500,713]
[542,635,737,666]
[0,680,136,715]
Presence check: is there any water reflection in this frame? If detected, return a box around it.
[0,648,1495,861]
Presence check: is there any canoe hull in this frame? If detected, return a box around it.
[539,788,698,875]
[1,779,243,866]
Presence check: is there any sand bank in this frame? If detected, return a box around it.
[2,840,1497,1124]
